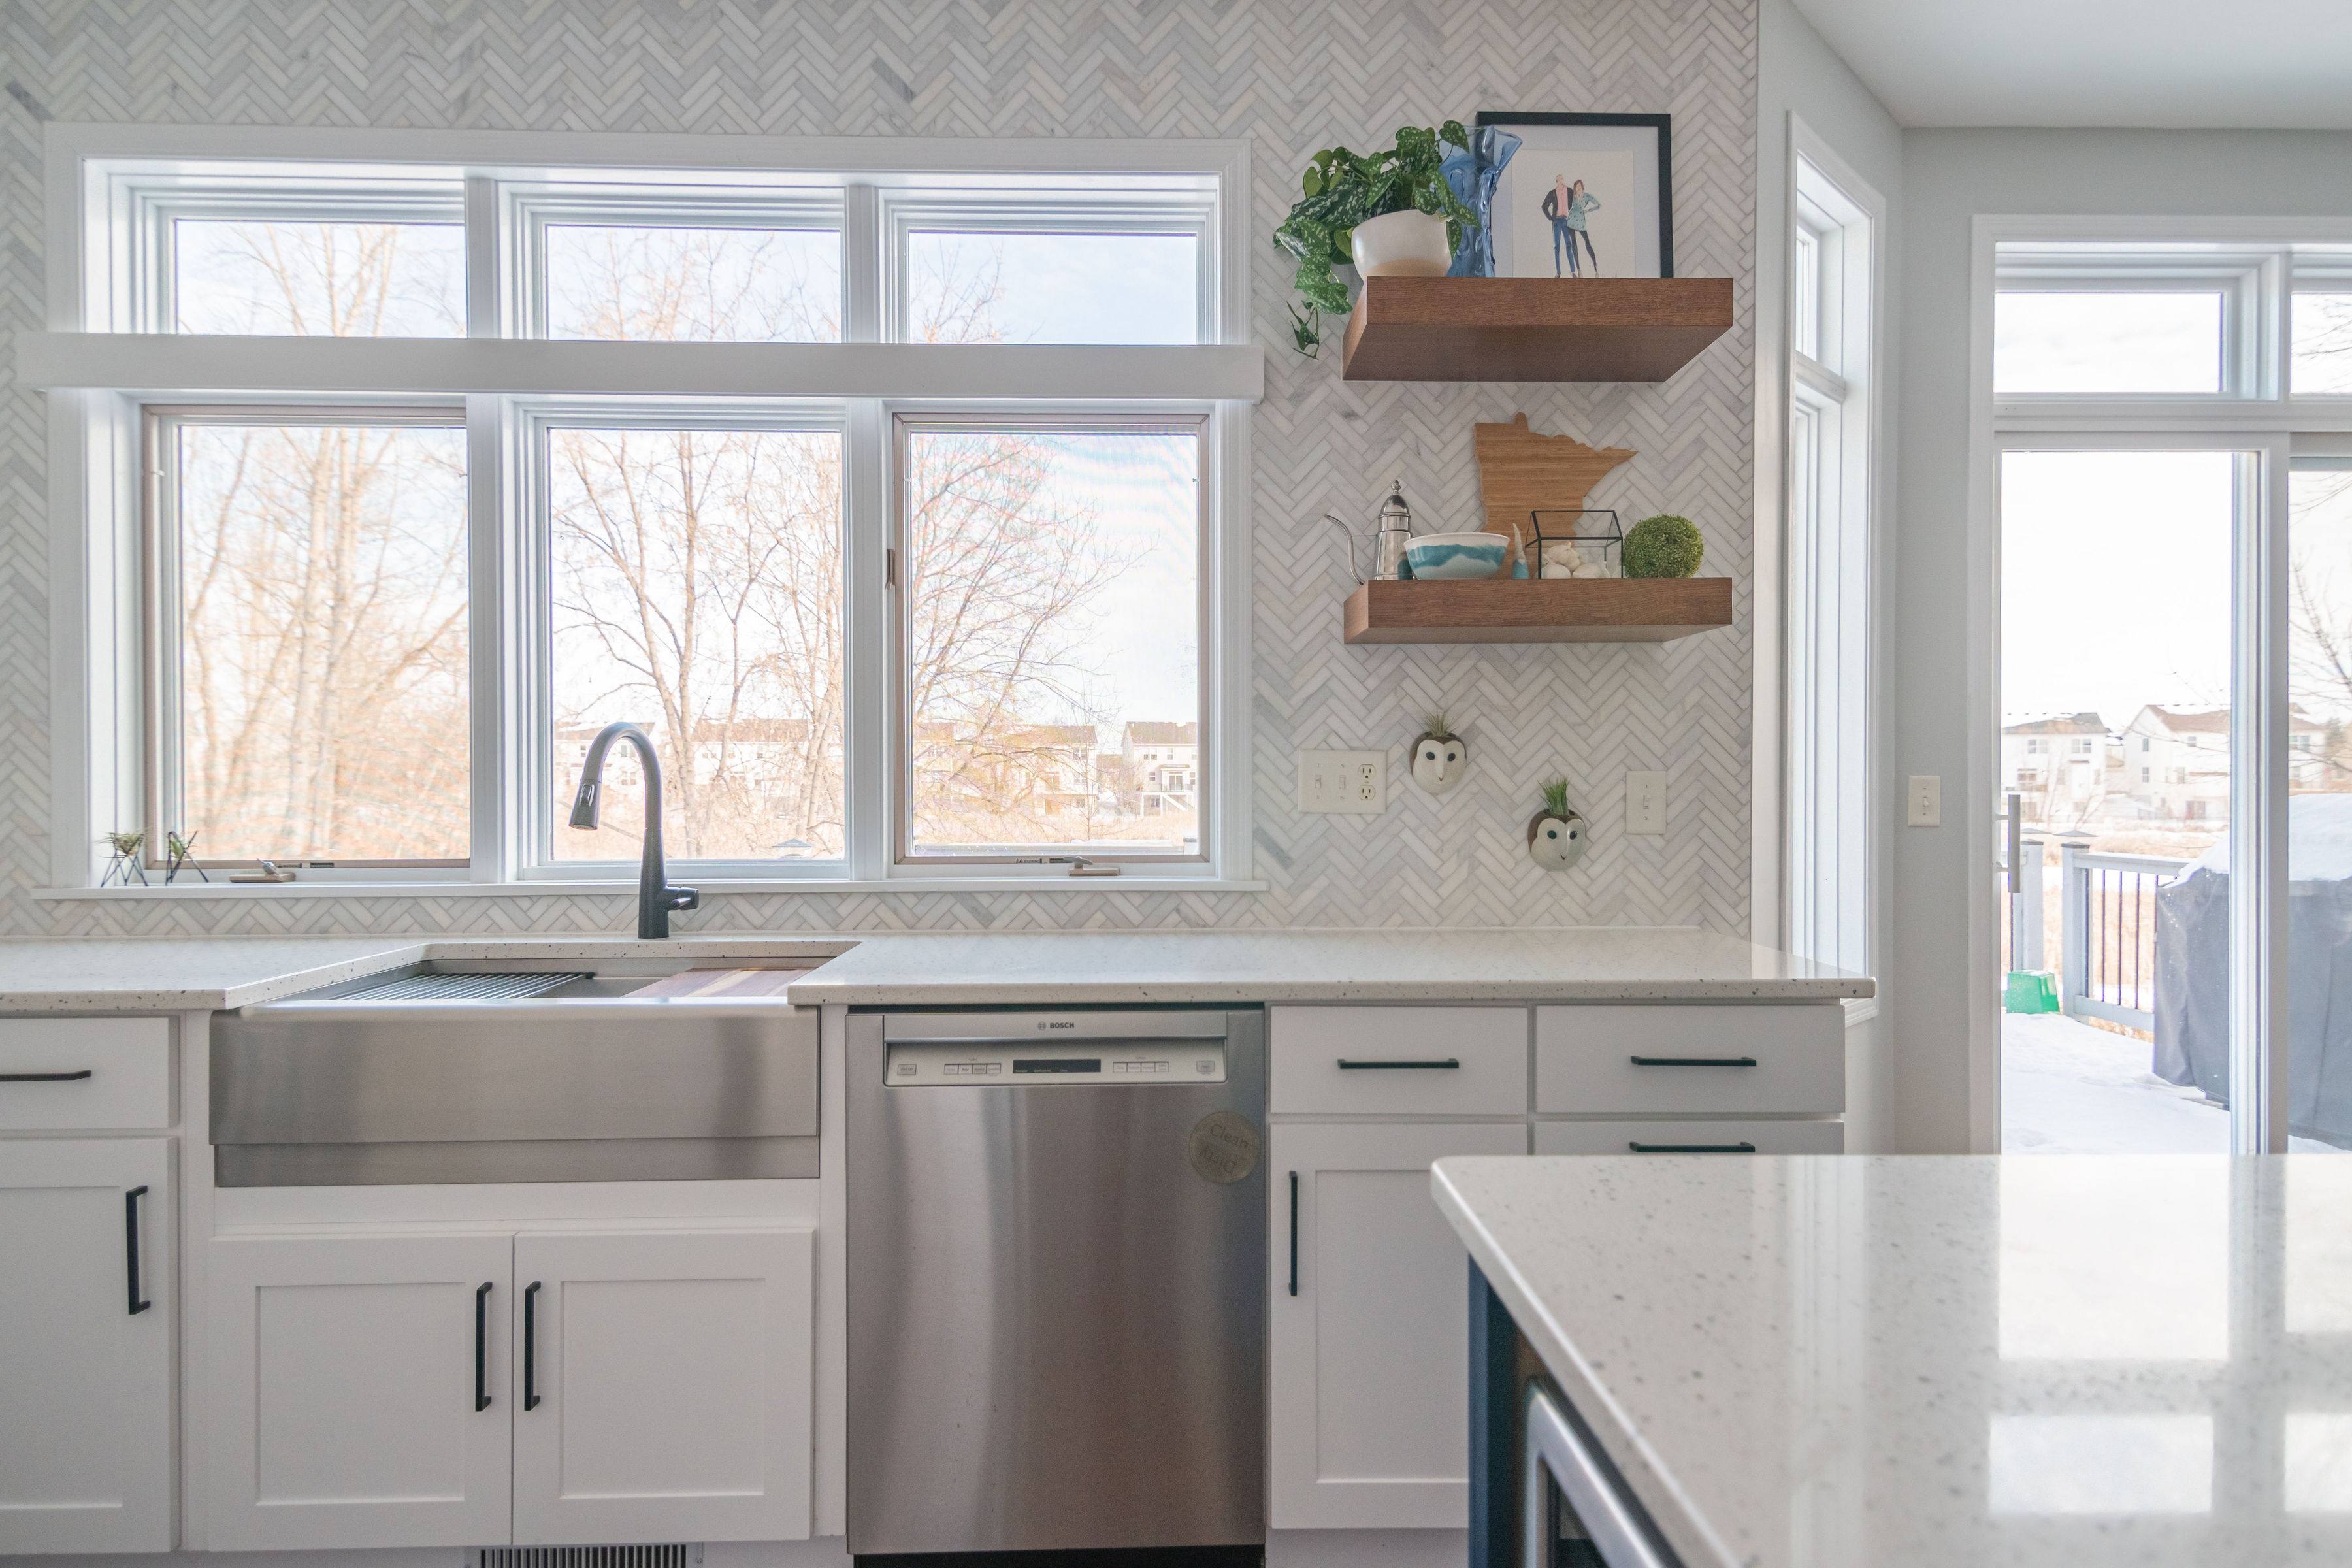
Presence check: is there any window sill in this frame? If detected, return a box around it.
[33,877,1270,900]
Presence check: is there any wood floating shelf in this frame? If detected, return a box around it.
[1341,276,1734,382]
[1343,577,1733,645]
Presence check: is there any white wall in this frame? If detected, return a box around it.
[1756,0,1904,1149]
[1891,129,2352,1151]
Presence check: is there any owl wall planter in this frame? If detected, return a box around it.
[1410,717,1468,795]
[1526,778,1587,871]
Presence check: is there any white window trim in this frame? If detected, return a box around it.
[1780,118,1884,1015]
[1963,212,2352,1153]
[41,122,1260,894]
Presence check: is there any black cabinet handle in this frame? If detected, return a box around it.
[1337,1058,1460,1070]
[523,1281,542,1411]
[3,1070,93,1082]
[1628,1141,1757,1154]
[124,1186,151,1315]
[474,1282,493,1411]
[1288,1171,1299,1298]
[1627,1056,1758,1067]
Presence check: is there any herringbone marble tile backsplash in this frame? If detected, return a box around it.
[1,0,1756,940]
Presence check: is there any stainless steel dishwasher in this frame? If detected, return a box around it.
[847,1007,1266,1558]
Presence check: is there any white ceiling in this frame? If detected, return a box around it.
[1791,0,2352,129]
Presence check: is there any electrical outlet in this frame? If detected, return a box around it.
[1907,775,1941,828]
[1625,771,1667,836]
[1299,750,1386,814]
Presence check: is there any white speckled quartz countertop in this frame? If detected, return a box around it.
[777,927,1870,1005]
[1433,1154,2352,1568]
[0,927,1869,1012]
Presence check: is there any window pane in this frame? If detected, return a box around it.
[1999,450,2240,1153]
[543,225,841,342]
[2285,464,2352,1151]
[2293,293,2352,395]
[173,421,469,860]
[906,231,1199,344]
[548,427,845,862]
[904,424,1200,858]
[1994,292,2221,394]
[173,220,464,336]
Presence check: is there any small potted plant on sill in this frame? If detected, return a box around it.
[1273,121,1478,356]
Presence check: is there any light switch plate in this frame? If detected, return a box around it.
[1299,750,1386,814]
[1907,775,1941,828]
[1625,771,1666,836]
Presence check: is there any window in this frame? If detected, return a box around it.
[1784,137,1879,979]
[2027,738,2045,754]
[148,408,470,865]
[1993,245,2273,399]
[61,137,1244,885]
[511,184,845,342]
[541,415,846,865]
[897,417,1203,862]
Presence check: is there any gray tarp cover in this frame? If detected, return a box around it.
[2155,795,2352,1145]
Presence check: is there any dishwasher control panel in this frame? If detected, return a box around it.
[885,1038,1228,1086]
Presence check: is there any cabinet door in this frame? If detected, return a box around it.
[0,1138,172,1554]
[1269,1121,1524,1529]
[512,1229,813,1544]
[207,1233,512,1549]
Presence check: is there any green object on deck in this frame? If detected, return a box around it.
[2005,970,2060,1014]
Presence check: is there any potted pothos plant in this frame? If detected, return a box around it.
[1273,121,1478,355]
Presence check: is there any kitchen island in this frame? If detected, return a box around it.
[1433,1153,2352,1567]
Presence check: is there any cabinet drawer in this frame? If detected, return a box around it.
[0,1019,171,1131]
[1534,1119,1845,1155]
[1271,1007,1526,1115]
[1535,1005,1842,1115]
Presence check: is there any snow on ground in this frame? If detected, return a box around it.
[2002,1010,2337,1154]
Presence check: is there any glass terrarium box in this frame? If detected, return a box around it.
[1527,510,1622,580]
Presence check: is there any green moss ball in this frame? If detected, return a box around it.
[1622,514,1704,578]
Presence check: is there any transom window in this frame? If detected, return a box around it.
[67,140,1243,886]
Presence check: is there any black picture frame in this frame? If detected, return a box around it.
[1472,111,1673,279]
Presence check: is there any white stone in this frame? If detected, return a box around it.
[1432,1153,2352,1568]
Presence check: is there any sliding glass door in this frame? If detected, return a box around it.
[1997,445,2255,1152]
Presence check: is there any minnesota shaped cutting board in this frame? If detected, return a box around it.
[1473,413,1635,567]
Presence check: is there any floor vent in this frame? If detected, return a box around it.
[471,1546,700,1568]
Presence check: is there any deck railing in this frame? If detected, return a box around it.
[2012,836,2191,1032]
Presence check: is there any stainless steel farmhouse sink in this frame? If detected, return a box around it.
[211,957,819,1186]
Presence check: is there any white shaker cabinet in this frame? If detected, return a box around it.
[206,1233,515,1550]
[206,1226,816,1551]
[511,1230,813,1544]
[1269,1120,1525,1530]
[0,1138,173,1554]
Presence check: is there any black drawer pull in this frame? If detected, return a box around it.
[1337,1058,1460,1070]
[1287,1171,1300,1297]
[2,1070,93,1082]
[523,1281,543,1410]
[124,1186,151,1315]
[1628,1141,1757,1154]
[1628,1056,1758,1067]
[474,1282,493,1411]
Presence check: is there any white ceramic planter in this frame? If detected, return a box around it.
[1350,210,1451,278]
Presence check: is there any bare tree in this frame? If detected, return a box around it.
[174,222,470,862]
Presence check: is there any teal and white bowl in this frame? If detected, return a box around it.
[1404,532,1509,580]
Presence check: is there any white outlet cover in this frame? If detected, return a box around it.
[1299,750,1386,814]
[1625,771,1666,836]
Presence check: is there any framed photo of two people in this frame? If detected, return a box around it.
[1475,112,1672,281]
